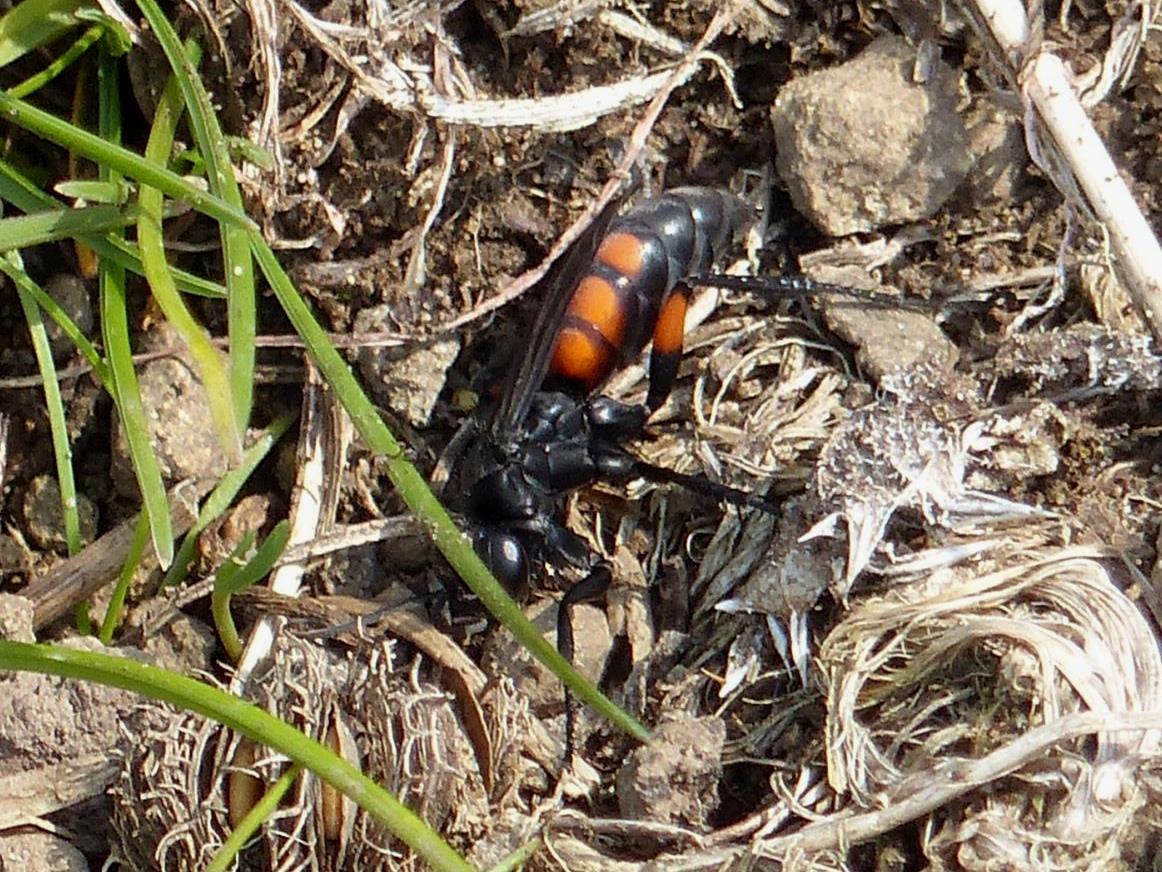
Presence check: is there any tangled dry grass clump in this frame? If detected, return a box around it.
[98,0,1162,869]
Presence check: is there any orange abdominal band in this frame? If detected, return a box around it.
[595,231,646,277]
[549,231,648,389]
[652,290,687,357]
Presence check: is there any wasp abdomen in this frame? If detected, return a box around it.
[548,187,754,393]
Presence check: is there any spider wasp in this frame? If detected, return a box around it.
[446,185,856,747]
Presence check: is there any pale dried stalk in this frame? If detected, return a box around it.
[965,0,1162,340]
[234,368,340,683]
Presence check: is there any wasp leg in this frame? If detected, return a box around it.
[589,442,782,513]
[587,395,648,440]
[645,283,691,412]
[558,563,613,764]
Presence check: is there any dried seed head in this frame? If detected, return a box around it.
[110,632,503,870]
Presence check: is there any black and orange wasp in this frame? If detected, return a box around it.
[447,185,864,747]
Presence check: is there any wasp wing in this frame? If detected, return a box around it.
[490,194,625,437]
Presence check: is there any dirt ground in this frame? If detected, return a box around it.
[4,1,1162,870]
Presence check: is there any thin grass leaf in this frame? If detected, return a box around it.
[134,12,256,433]
[73,8,132,55]
[98,49,173,568]
[0,0,90,69]
[0,257,110,387]
[97,511,150,643]
[6,22,102,99]
[53,178,130,203]
[206,763,302,872]
[212,521,290,661]
[212,531,256,662]
[0,641,475,872]
[0,203,134,249]
[0,159,227,298]
[0,90,256,230]
[218,521,290,597]
[12,254,82,556]
[250,238,650,743]
[485,837,543,872]
[226,136,274,171]
[162,411,298,589]
[138,53,241,461]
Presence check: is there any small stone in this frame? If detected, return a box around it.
[772,35,972,234]
[110,356,228,497]
[0,534,33,575]
[0,593,35,641]
[21,475,98,552]
[42,274,94,361]
[355,304,460,427]
[481,598,611,715]
[963,98,1028,205]
[616,714,726,828]
[140,612,217,674]
[0,830,87,872]
[802,264,958,381]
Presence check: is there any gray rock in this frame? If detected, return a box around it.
[616,714,725,828]
[0,830,88,871]
[110,356,227,497]
[772,35,972,234]
[42,274,94,361]
[22,475,98,552]
[355,303,460,428]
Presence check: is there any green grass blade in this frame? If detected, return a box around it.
[206,762,302,872]
[0,90,256,231]
[485,839,543,872]
[0,0,90,68]
[218,521,290,598]
[137,51,241,460]
[0,641,475,872]
[0,159,227,298]
[53,178,130,203]
[6,22,102,99]
[211,531,256,662]
[250,238,650,743]
[98,49,173,569]
[97,511,150,643]
[212,520,290,661]
[130,11,256,432]
[12,254,82,556]
[162,411,297,589]
[0,203,134,249]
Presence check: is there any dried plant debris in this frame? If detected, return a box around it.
[818,546,1162,869]
[109,633,544,870]
[9,0,1162,868]
[989,322,1162,399]
[666,336,1162,866]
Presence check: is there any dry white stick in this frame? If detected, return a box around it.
[967,0,1162,340]
[233,368,331,684]
[421,67,698,132]
[754,710,1162,857]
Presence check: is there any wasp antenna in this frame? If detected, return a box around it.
[687,271,927,311]
[687,271,847,296]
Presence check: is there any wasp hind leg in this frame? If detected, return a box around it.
[583,283,693,440]
[645,283,691,412]
[557,563,613,765]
